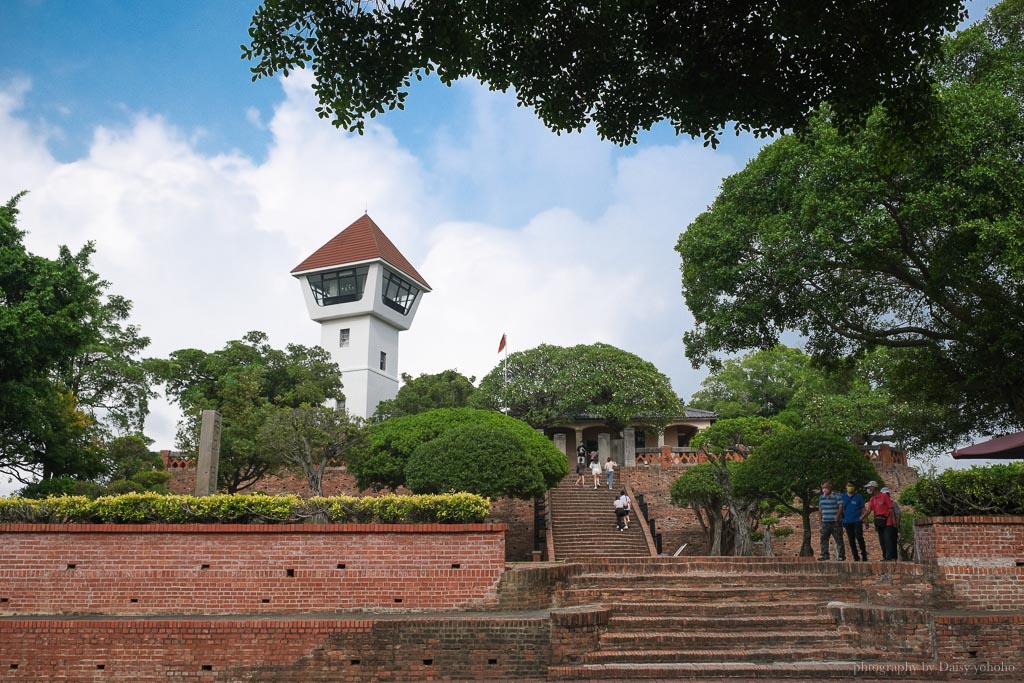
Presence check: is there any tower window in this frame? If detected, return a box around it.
[381,269,419,315]
[308,267,369,306]
[339,328,350,347]
[380,351,387,371]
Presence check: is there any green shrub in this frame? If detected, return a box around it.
[19,477,81,499]
[0,492,489,524]
[405,422,548,499]
[105,480,145,496]
[130,470,173,492]
[899,462,1024,516]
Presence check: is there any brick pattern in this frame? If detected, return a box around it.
[0,617,551,682]
[915,517,1024,611]
[0,524,505,615]
[934,613,1024,677]
[167,468,539,562]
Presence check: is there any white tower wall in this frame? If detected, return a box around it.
[296,262,425,420]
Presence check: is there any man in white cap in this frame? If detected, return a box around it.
[861,481,897,560]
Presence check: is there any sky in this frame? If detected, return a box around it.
[0,1,1003,491]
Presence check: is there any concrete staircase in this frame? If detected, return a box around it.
[549,475,651,562]
[548,558,938,680]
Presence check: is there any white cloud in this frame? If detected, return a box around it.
[0,74,740,492]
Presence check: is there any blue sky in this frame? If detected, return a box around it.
[0,1,1003,486]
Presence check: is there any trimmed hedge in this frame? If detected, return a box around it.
[0,492,491,525]
[899,462,1024,516]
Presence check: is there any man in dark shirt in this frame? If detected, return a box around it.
[839,480,868,561]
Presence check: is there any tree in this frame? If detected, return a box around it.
[372,370,476,422]
[690,417,790,555]
[103,435,163,482]
[1,193,143,484]
[350,407,568,497]
[688,345,810,421]
[734,430,878,556]
[472,343,681,432]
[670,462,730,556]
[243,1,964,147]
[260,405,365,497]
[148,332,344,492]
[677,0,1024,447]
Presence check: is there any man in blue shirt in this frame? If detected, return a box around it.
[839,480,868,561]
[818,480,846,561]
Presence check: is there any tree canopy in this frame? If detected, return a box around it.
[677,0,1024,445]
[472,342,680,431]
[1,193,151,484]
[372,369,476,422]
[733,429,879,556]
[147,331,344,492]
[243,0,964,147]
[350,407,567,499]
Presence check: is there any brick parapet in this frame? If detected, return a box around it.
[0,524,506,615]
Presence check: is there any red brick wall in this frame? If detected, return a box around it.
[167,468,538,562]
[934,613,1024,677]
[0,616,552,682]
[0,524,505,615]
[915,517,1024,611]
[915,516,1024,566]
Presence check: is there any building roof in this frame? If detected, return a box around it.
[291,214,431,290]
[951,431,1024,459]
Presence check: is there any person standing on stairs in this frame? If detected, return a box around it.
[817,480,846,561]
[839,480,868,561]
[604,457,617,490]
[617,490,631,527]
[614,495,628,531]
[590,456,602,489]
[574,456,587,486]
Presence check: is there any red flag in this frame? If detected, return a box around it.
[497,333,507,354]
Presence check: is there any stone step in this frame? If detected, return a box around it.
[607,613,836,630]
[600,628,841,648]
[557,585,853,604]
[595,600,829,616]
[568,572,863,589]
[582,646,920,665]
[548,661,958,680]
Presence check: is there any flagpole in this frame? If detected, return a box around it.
[502,334,508,414]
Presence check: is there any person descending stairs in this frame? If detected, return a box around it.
[548,473,652,562]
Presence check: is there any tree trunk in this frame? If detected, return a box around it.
[730,499,755,556]
[710,507,724,556]
[799,505,814,557]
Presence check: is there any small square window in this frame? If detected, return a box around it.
[380,351,387,371]
[339,328,350,347]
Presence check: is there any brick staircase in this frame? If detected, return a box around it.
[549,475,651,562]
[548,558,940,680]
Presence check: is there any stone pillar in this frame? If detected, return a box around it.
[194,410,222,497]
[575,428,584,452]
[553,433,567,456]
[657,430,666,447]
[597,433,612,464]
[623,427,636,467]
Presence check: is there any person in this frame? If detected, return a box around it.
[617,490,631,528]
[604,458,617,490]
[839,480,868,561]
[862,481,898,561]
[576,444,587,466]
[590,457,602,489]
[818,480,845,560]
[613,496,628,531]
[881,486,901,557]
[574,456,587,487]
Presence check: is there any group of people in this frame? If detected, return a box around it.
[818,479,900,562]
[574,445,617,490]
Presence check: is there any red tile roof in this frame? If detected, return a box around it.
[291,214,430,290]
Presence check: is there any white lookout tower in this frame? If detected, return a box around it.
[291,214,431,419]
